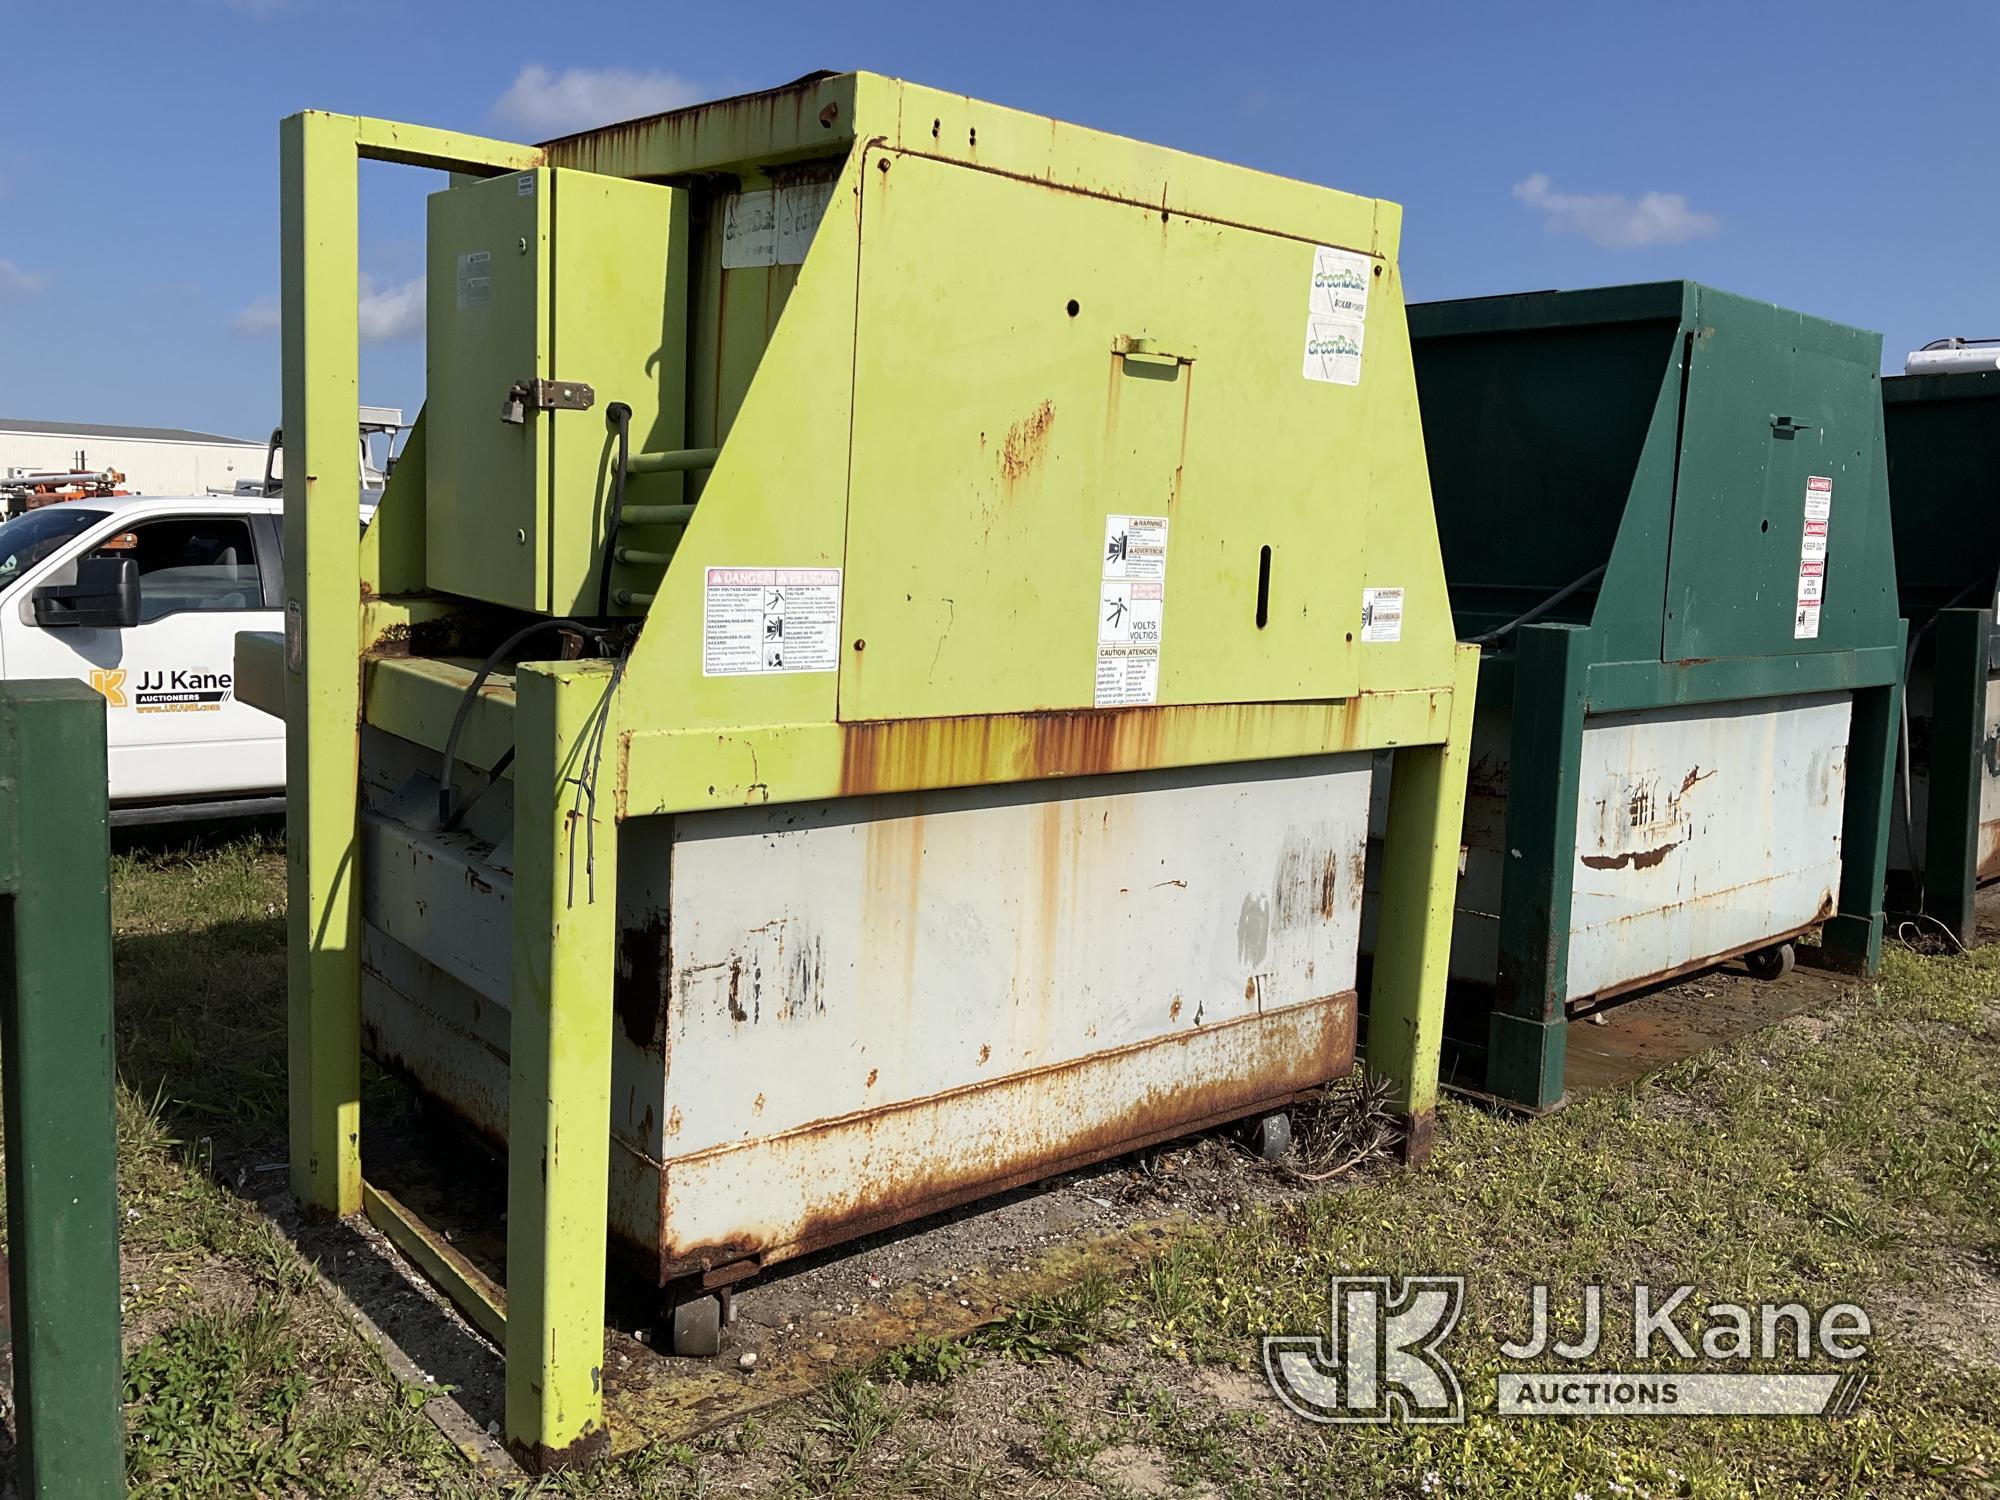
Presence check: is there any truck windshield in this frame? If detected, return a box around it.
[0,506,110,589]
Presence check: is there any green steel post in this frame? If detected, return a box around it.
[1819,669,1905,974]
[506,662,620,1470]
[281,111,364,1218]
[1923,608,1991,946]
[1370,642,1482,1160]
[1489,623,1593,1110]
[0,682,124,1497]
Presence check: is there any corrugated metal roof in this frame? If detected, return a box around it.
[0,417,260,446]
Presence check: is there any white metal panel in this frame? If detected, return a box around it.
[1564,694,1850,1001]
[652,755,1370,1259]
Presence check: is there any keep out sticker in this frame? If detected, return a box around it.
[1794,477,1832,640]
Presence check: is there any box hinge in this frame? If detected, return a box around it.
[501,378,597,424]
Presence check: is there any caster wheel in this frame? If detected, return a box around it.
[1744,941,1796,982]
[669,1294,724,1358]
[1247,1111,1292,1162]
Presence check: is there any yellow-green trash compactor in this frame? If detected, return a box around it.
[237,72,1479,1467]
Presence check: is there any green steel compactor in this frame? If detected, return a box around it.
[1882,367,2000,945]
[1402,281,1905,1111]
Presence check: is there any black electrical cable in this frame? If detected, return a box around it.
[597,401,633,620]
[437,618,611,828]
[440,746,515,833]
[1470,564,1608,648]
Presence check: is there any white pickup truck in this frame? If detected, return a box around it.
[0,492,295,824]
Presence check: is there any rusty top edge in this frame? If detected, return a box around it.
[535,69,847,151]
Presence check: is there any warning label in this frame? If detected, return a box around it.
[1302,245,1370,386]
[1794,476,1833,640]
[1096,516,1169,706]
[1361,586,1404,644]
[703,567,841,676]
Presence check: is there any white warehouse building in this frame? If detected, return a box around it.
[0,417,267,496]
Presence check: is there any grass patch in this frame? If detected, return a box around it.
[65,835,2000,1495]
[97,832,472,1497]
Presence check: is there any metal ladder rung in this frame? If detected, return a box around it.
[615,504,696,527]
[626,446,720,476]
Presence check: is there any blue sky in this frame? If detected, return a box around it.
[1,0,1993,441]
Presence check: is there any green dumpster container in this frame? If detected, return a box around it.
[1406,281,1906,1109]
[1882,368,2000,945]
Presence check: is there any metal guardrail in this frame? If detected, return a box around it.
[0,681,124,1496]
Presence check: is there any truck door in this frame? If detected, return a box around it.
[3,513,284,803]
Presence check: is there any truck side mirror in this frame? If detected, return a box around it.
[32,556,142,629]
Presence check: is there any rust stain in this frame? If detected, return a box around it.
[655,992,1357,1280]
[1169,998,1182,1021]
[1581,841,1682,872]
[865,1067,879,1088]
[833,699,1368,798]
[725,958,747,1023]
[1585,918,1829,1003]
[751,1092,765,1116]
[1679,765,1717,795]
[976,1043,990,1065]
[1627,784,1654,827]
[999,399,1057,484]
[614,917,668,1050]
[666,1105,682,1138]
[536,71,844,159]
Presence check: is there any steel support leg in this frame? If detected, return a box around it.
[1369,643,1481,1161]
[506,662,621,1471]
[280,111,364,1218]
[1921,609,1992,947]
[1488,624,1592,1110]
[1820,659,1906,974]
[277,113,541,1221]
[0,683,124,1497]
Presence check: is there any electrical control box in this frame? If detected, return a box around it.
[425,167,688,615]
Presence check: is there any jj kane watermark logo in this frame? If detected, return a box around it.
[1264,1276,1466,1424]
[1264,1277,1871,1424]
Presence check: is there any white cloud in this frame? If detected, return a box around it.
[358,274,425,343]
[231,295,280,337]
[229,275,424,342]
[1512,173,1720,250]
[493,64,706,137]
[0,258,47,298]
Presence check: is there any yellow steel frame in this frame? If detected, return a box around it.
[273,85,1483,1471]
[277,112,623,1467]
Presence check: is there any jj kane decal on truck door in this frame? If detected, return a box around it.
[121,668,234,713]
